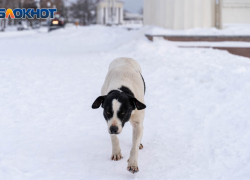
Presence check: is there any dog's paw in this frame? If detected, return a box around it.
[127,165,139,174]
[111,151,123,161]
[139,143,143,150]
[127,159,139,174]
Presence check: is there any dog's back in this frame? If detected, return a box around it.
[108,57,142,73]
[101,58,144,103]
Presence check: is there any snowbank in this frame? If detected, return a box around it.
[146,24,250,36]
[0,25,250,180]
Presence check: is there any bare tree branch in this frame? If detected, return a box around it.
[69,0,96,25]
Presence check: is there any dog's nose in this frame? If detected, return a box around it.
[110,126,118,134]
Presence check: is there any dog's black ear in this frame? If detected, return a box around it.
[129,96,146,110]
[92,96,106,109]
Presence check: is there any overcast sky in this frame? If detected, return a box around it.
[122,0,143,13]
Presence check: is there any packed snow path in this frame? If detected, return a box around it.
[0,26,250,180]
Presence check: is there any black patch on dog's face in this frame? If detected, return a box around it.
[102,90,134,127]
[92,86,146,130]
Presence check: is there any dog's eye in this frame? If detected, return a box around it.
[106,111,110,114]
[120,112,125,115]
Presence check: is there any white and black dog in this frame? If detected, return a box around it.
[92,57,146,174]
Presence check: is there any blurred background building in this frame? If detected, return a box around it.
[123,12,143,25]
[96,0,124,25]
[144,0,250,30]
[2,0,250,32]
[222,0,250,24]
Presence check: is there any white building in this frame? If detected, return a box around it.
[144,0,250,30]
[124,13,143,25]
[222,0,250,24]
[96,0,124,25]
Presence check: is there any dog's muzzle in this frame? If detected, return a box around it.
[109,126,119,134]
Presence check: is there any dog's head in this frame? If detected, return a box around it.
[92,90,146,134]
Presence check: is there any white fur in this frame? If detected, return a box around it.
[101,57,145,172]
[107,99,123,134]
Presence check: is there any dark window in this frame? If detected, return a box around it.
[118,7,120,24]
[103,8,106,24]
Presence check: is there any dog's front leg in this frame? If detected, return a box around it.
[110,134,123,161]
[127,121,143,173]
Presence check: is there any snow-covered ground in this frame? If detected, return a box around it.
[146,24,250,36]
[0,26,250,180]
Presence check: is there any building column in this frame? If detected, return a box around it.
[203,0,211,27]
[215,0,222,29]
[100,7,103,24]
[120,6,123,24]
[106,6,109,24]
[116,7,119,24]
[184,0,194,29]
[174,0,184,29]
[193,0,203,27]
